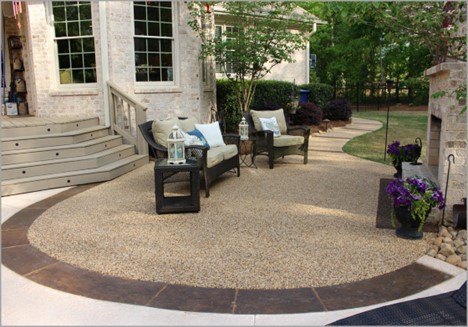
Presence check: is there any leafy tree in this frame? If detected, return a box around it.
[188,2,311,112]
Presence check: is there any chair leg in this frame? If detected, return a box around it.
[269,154,274,169]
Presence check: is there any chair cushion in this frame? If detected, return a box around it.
[273,135,304,147]
[259,117,281,137]
[206,144,238,168]
[151,117,179,148]
[250,109,287,134]
[178,117,198,132]
[195,122,226,148]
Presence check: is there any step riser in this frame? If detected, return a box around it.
[1,156,147,196]
[2,128,110,151]
[2,117,100,138]
[2,146,136,180]
[2,137,123,165]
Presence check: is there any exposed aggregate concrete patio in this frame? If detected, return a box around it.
[27,118,434,289]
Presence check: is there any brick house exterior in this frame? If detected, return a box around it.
[2,1,319,124]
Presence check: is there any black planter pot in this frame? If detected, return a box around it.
[394,206,430,240]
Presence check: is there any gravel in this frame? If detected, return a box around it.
[28,119,431,289]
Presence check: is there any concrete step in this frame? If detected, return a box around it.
[2,125,110,151]
[1,155,148,196]
[2,116,100,138]
[2,144,136,180]
[2,135,123,165]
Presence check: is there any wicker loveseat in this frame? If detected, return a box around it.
[244,109,310,169]
[138,117,240,197]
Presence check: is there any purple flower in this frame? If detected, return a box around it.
[387,141,401,156]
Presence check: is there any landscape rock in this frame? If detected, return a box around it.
[458,261,467,270]
[446,255,462,266]
[436,254,447,261]
[439,243,456,257]
[456,245,467,255]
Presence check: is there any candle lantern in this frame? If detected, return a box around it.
[239,117,249,140]
[167,125,186,164]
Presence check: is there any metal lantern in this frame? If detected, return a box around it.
[239,117,249,140]
[167,125,186,164]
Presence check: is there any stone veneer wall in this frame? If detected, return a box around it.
[24,2,214,124]
[425,62,467,226]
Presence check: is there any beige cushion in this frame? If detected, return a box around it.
[206,144,238,168]
[178,117,197,132]
[250,109,287,134]
[152,117,178,148]
[273,135,304,147]
[206,147,225,168]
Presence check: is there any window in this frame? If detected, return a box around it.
[133,1,174,83]
[52,1,96,84]
[215,25,239,75]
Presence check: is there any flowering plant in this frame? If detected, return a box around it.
[386,176,445,231]
[387,140,421,166]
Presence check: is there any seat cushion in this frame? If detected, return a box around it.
[206,144,238,168]
[152,117,179,148]
[250,109,287,134]
[273,135,304,147]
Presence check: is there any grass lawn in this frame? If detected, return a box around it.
[343,110,428,165]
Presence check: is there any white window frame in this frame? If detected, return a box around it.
[214,24,238,78]
[47,1,98,92]
[132,1,179,90]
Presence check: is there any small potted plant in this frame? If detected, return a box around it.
[385,175,445,239]
[387,138,422,177]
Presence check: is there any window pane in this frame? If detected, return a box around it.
[147,39,159,52]
[82,38,95,52]
[160,39,171,52]
[55,22,67,37]
[67,22,80,37]
[135,53,147,67]
[70,39,82,52]
[84,69,96,83]
[147,7,159,21]
[53,6,65,21]
[57,39,70,53]
[161,53,172,66]
[66,5,78,20]
[79,3,91,20]
[83,53,95,67]
[71,54,83,68]
[149,69,160,81]
[80,21,92,35]
[160,2,171,8]
[134,38,147,52]
[148,53,160,66]
[60,69,72,84]
[58,55,70,69]
[74,70,84,83]
[148,22,160,36]
[161,68,172,81]
[160,8,171,22]
[134,21,147,35]
[161,23,172,37]
[134,5,146,20]
[136,69,148,81]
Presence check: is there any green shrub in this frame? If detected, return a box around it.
[250,80,294,109]
[323,99,352,121]
[216,79,242,133]
[298,83,334,107]
[292,102,323,125]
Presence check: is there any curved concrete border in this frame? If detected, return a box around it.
[2,185,453,314]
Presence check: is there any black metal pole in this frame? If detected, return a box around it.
[442,154,455,223]
[383,91,390,161]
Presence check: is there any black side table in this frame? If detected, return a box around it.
[154,158,200,214]
[239,139,257,168]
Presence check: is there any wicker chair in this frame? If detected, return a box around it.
[244,109,310,169]
[138,120,240,197]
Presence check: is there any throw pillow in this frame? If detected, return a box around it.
[187,129,210,148]
[178,117,198,132]
[194,122,226,148]
[259,117,281,137]
[151,117,178,148]
[250,109,287,134]
[180,130,204,147]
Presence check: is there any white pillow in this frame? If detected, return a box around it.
[180,130,204,147]
[194,122,226,148]
[259,117,281,137]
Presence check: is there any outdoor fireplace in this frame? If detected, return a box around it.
[423,62,467,226]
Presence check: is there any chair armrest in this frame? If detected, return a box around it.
[223,133,240,147]
[287,126,311,138]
